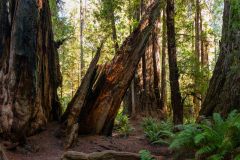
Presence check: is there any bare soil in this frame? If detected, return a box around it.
[2,118,172,160]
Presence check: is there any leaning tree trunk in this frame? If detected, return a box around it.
[126,0,163,116]
[64,0,162,137]
[200,0,240,117]
[61,40,106,148]
[0,0,61,142]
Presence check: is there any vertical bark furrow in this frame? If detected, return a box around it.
[200,0,240,116]
[0,0,62,141]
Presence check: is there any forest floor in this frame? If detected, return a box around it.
[3,118,172,160]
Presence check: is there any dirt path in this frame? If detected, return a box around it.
[3,119,172,160]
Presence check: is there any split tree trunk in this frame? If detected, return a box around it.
[0,0,61,142]
[61,40,105,148]
[200,0,240,117]
[64,0,162,136]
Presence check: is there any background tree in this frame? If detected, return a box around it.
[0,0,61,142]
[166,0,183,124]
[200,0,240,117]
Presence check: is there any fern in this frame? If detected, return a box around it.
[142,118,174,145]
[139,150,155,160]
[170,110,240,160]
[114,112,133,137]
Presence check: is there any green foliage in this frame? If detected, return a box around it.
[114,112,133,137]
[170,123,201,151]
[139,150,155,160]
[170,110,240,160]
[142,118,174,145]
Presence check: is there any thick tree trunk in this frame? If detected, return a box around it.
[200,0,240,117]
[64,0,162,136]
[0,0,61,142]
[166,0,183,124]
[124,0,162,117]
[133,0,162,115]
[61,40,105,148]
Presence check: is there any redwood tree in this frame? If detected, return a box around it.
[166,0,183,124]
[0,0,61,142]
[64,0,162,138]
[200,0,240,117]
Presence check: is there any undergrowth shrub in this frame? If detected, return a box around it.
[170,110,240,160]
[114,112,133,137]
[142,117,174,145]
[139,150,155,160]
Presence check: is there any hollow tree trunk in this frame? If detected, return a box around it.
[200,0,240,117]
[0,0,61,142]
[61,40,105,148]
[64,0,162,136]
[166,0,183,125]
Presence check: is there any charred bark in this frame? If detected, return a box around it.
[0,0,61,142]
[200,0,240,117]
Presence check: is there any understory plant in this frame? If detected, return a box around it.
[139,150,155,160]
[142,117,174,145]
[114,112,133,137]
[170,110,240,160]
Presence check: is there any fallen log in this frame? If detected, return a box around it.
[63,0,163,138]
[61,150,140,160]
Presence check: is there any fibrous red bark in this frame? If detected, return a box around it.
[61,40,105,148]
[200,0,240,117]
[64,0,163,137]
[125,0,163,116]
[0,0,61,142]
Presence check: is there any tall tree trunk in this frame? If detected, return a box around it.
[64,0,162,136]
[80,0,85,79]
[133,0,163,115]
[0,0,62,142]
[160,9,167,112]
[62,40,105,148]
[166,0,183,124]
[108,1,119,53]
[193,0,201,115]
[124,0,162,116]
[200,0,240,117]
[152,20,161,110]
